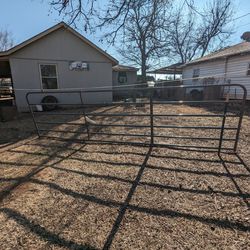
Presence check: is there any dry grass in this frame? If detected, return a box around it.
[0,104,249,250]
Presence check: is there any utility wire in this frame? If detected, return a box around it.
[232,12,250,22]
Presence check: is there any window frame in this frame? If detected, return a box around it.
[246,63,250,76]
[39,63,59,90]
[118,71,128,84]
[193,68,200,79]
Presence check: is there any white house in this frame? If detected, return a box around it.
[0,22,119,111]
[182,42,250,99]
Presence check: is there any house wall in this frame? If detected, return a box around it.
[182,60,226,86]
[226,55,250,98]
[9,27,113,111]
[182,55,250,99]
[112,71,137,86]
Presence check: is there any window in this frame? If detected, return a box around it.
[247,63,250,76]
[118,72,127,84]
[40,64,58,89]
[193,68,200,78]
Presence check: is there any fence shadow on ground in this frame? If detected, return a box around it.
[0,105,118,150]
[0,138,250,249]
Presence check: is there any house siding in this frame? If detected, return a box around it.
[9,27,113,111]
[226,55,250,97]
[112,71,137,86]
[182,54,250,99]
[182,60,226,86]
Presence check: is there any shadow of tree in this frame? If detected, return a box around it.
[0,141,250,249]
[0,208,96,250]
[0,126,86,203]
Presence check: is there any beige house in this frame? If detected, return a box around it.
[182,42,250,99]
[112,65,138,99]
[0,22,118,111]
[112,65,138,86]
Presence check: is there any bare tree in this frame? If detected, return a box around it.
[167,6,196,63]
[168,0,233,63]
[49,0,97,31]
[49,0,234,66]
[49,0,172,81]
[49,0,135,33]
[49,0,167,41]
[117,0,171,81]
[0,30,13,51]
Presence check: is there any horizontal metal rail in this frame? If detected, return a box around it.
[91,132,151,138]
[77,100,241,107]
[32,111,239,118]
[86,139,234,151]
[91,132,235,141]
[153,135,235,141]
[89,124,151,128]
[29,100,243,107]
[36,121,83,126]
[86,113,150,117]
[154,125,237,130]
[153,114,238,118]
[29,103,83,106]
[89,123,237,130]
[152,100,241,104]
[86,113,238,118]
[152,143,234,151]
[39,129,84,134]
[33,112,82,116]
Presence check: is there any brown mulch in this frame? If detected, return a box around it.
[0,104,249,249]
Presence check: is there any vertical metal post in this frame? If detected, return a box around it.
[79,91,90,140]
[218,94,229,153]
[234,96,246,153]
[150,95,154,146]
[26,93,40,138]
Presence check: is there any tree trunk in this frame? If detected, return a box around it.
[141,40,147,83]
[141,59,147,83]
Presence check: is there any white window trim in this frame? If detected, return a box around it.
[39,63,59,90]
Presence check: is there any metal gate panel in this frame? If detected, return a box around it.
[26,83,247,153]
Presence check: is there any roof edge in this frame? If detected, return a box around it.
[0,22,119,65]
[113,64,139,72]
[0,22,65,57]
[185,47,250,66]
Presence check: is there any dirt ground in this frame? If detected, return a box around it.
[0,103,249,250]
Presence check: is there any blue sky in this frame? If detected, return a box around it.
[1,0,250,65]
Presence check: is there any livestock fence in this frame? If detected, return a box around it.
[26,83,247,153]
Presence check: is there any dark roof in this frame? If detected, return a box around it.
[147,63,183,74]
[113,65,139,72]
[186,42,250,65]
